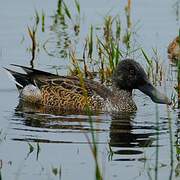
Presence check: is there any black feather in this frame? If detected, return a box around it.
[10,64,56,76]
[4,67,32,89]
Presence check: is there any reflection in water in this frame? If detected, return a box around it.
[109,112,161,159]
[44,17,71,58]
[43,6,80,59]
[175,112,180,177]
[11,101,168,161]
[12,101,108,143]
[15,100,90,116]
[110,113,153,147]
[173,1,180,23]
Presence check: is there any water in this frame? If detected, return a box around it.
[0,0,180,179]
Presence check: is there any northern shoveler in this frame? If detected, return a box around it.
[5,59,171,113]
[168,36,180,62]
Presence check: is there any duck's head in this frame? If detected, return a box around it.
[112,59,171,105]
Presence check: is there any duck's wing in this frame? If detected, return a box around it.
[35,76,112,99]
[8,64,112,99]
[10,64,59,79]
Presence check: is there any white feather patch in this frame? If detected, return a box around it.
[4,69,23,88]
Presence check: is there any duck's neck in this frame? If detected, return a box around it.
[108,86,137,112]
[111,86,133,101]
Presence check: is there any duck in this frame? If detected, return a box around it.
[167,36,180,62]
[5,59,171,113]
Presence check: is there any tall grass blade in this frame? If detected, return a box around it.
[35,10,40,27]
[115,18,121,42]
[74,0,80,14]
[36,142,40,160]
[28,143,34,154]
[88,25,93,58]
[141,48,153,67]
[63,1,72,20]
[155,104,159,180]
[57,0,63,16]
[42,10,45,32]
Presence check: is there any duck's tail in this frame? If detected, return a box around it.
[4,64,58,90]
[4,67,31,90]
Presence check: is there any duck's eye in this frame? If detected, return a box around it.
[129,69,136,76]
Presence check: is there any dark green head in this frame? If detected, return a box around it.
[112,59,171,105]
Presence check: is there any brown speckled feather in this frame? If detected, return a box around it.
[34,77,109,111]
[40,85,103,111]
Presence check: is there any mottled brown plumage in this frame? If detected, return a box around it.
[40,84,103,111]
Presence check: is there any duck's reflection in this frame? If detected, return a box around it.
[14,101,155,159]
[15,101,96,129]
[15,100,90,116]
[109,112,154,157]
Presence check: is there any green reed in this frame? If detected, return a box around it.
[38,0,136,83]
[27,26,37,68]
[28,142,34,154]
[177,29,180,107]
[53,0,134,83]
[125,0,132,29]
[36,142,40,160]
[70,4,134,82]
[141,48,164,85]
[141,45,175,180]
[57,0,80,33]
[27,10,41,68]
[173,29,180,179]
[52,165,62,179]
[57,0,63,16]
[87,112,103,180]
[124,0,132,54]
[74,0,80,15]
[167,107,174,180]
[107,144,114,161]
[175,36,180,174]
[42,10,45,32]
[72,55,102,180]
[88,25,93,59]
[63,1,72,20]
[70,54,103,180]
[27,27,36,55]
[26,142,41,161]
[155,104,159,180]
[35,10,40,27]
[175,123,180,178]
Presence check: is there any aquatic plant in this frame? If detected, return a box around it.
[42,10,45,32]
[141,48,164,85]
[155,105,159,180]
[27,26,37,67]
[51,165,62,179]
[85,110,103,180]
